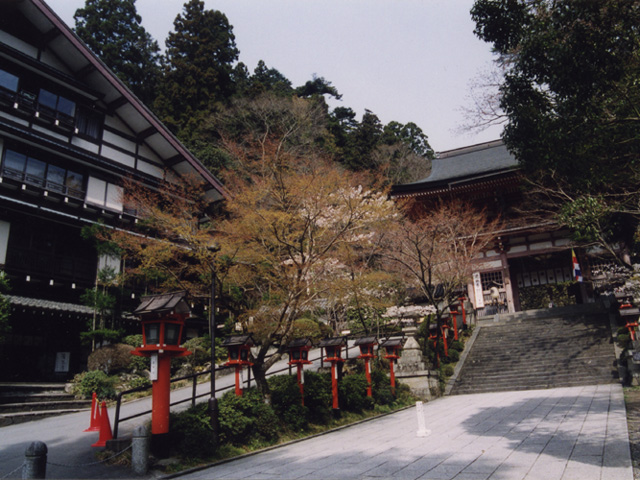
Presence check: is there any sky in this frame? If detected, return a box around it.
[47,0,503,153]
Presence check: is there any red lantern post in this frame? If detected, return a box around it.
[287,338,313,405]
[355,336,377,397]
[318,337,347,416]
[222,335,254,396]
[379,337,404,395]
[131,292,192,458]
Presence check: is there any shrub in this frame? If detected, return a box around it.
[617,333,631,349]
[303,371,332,423]
[339,373,373,413]
[173,337,211,374]
[371,370,394,406]
[169,403,214,459]
[450,340,464,352]
[72,370,116,399]
[269,374,309,431]
[218,389,279,446]
[87,343,134,374]
[122,334,143,347]
[447,349,460,363]
[441,364,455,378]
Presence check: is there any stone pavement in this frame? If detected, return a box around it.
[176,384,633,480]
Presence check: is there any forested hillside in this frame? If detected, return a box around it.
[74,0,433,185]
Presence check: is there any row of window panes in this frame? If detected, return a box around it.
[2,149,84,198]
[0,68,102,139]
[479,271,504,291]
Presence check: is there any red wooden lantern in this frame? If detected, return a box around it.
[131,292,192,457]
[287,337,313,405]
[222,334,254,396]
[318,337,347,414]
[379,337,404,395]
[354,336,377,397]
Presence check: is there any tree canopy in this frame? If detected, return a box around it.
[74,0,160,105]
[153,0,239,137]
[471,0,640,261]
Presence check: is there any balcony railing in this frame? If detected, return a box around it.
[1,166,85,200]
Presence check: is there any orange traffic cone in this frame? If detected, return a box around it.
[83,393,101,432]
[91,402,113,447]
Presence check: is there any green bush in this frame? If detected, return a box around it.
[72,370,117,399]
[371,369,394,406]
[450,340,464,352]
[447,349,460,363]
[269,374,309,431]
[303,371,332,424]
[441,364,455,378]
[122,334,143,347]
[218,389,279,446]
[87,343,134,374]
[339,373,373,413]
[617,333,631,349]
[169,403,214,459]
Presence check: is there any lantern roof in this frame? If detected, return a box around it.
[222,334,254,348]
[133,291,190,317]
[318,337,347,348]
[354,335,378,346]
[287,337,313,349]
[380,337,405,348]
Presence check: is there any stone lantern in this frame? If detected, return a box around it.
[355,336,377,397]
[318,337,347,415]
[287,337,313,405]
[131,291,192,457]
[222,334,254,396]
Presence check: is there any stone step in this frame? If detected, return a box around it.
[0,399,91,413]
[449,304,617,395]
[0,408,87,427]
[0,392,75,404]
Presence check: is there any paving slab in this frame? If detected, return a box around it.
[175,384,633,480]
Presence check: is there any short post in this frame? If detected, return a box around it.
[131,425,150,476]
[23,441,47,479]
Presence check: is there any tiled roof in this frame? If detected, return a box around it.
[409,140,517,186]
[7,295,95,315]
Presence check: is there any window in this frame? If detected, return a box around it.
[480,271,504,291]
[37,89,76,119]
[1,149,85,199]
[76,107,103,140]
[86,176,123,212]
[25,158,46,187]
[0,69,19,93]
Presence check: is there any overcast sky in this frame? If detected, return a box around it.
[47,0,503,153]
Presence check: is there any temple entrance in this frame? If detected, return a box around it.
[509,251,583,311]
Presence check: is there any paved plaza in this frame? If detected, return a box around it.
[176,384,633,480]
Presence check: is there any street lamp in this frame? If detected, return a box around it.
[207,245,220,446]
[131,291,191,458]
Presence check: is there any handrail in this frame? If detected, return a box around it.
[112,330,404,438]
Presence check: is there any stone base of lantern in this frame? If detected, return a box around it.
[395,336,441,400]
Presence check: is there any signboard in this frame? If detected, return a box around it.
[473,272,484,309]
[150,353,158,381]
[54,352,70,373]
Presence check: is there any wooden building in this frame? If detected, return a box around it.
[391,140,588,317]
[0,0,226,380]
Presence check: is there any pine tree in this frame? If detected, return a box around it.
[74,0,161,105]
[154,0,239,137]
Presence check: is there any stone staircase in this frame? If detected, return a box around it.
[0,383,91,426]
[449,304,618,395]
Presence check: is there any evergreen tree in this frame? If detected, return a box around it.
[154,0,239,137]
[74,0,160,105]
[472,0,640,262]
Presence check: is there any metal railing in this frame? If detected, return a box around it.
[111,331,405,438]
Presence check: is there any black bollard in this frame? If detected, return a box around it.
[23,441,47,479]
